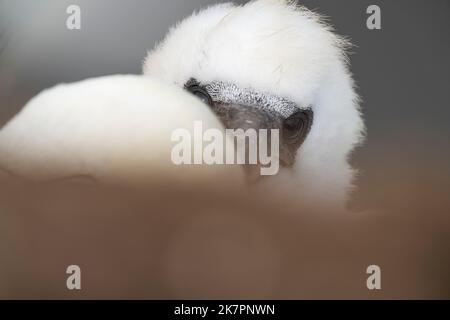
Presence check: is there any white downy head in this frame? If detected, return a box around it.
[143,0,365,209]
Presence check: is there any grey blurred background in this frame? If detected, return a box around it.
[0,0,449,203]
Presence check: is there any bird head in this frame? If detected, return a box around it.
[143,0,365,207]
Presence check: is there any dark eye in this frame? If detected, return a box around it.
[185,81,213,106]
[283,109,313,144]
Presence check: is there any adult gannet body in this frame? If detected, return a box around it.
[143,0,365,209]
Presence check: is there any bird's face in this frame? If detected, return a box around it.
[143,1,340,173]
[184,78,313,168]
[143,0,364,204]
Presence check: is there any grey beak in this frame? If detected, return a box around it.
[212,102,282,131]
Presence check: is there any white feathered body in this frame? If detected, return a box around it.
[0,75,241,184]
[0,0,365,209]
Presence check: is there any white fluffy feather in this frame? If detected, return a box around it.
[143,0,365,208]
[0,75,242,184]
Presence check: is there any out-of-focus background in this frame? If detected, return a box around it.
[0,0,449,299]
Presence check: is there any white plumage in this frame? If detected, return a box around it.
[143,0,365,209]
[0,75,242,184]
[0,0,365,210]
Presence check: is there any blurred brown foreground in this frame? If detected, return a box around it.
[0,158,449,300]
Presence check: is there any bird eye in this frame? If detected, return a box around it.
[185,81,213,106]
[283,109,313,144]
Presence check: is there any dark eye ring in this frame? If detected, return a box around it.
[283,109,313,143]
[186,82,213,106]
